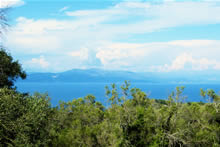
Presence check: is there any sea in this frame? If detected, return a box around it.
[15,82,220,106]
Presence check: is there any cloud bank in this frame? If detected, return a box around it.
[5,0,220,72]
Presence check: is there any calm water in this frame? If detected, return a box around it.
[16,82,220,106]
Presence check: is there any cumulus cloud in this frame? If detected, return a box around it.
[0,0,25,8]
[150,53,220,72]
[68,48,89,60]
[96,43,150,69]
[95,40,220,71]
[25,56,50,70]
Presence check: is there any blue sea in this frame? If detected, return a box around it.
[15,82,220,106]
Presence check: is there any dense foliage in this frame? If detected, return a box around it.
[1,81,220,147]
[0,49,26,88]
[0,88,56,146]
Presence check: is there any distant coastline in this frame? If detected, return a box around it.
[18,68,220,84]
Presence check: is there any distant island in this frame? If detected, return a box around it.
[20,68,220,84]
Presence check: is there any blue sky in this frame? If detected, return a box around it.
[1,0,220,72]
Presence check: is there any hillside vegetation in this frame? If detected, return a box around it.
[1,81,220,147]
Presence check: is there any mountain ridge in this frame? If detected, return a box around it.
[18,68,220,84]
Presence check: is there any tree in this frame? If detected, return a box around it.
[200,88,220,103]
[0,49,26,88]
[0,7,25,88]
[0,88,55,146]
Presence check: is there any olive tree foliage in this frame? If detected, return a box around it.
[200,88,220,103]
[0,88,55,146]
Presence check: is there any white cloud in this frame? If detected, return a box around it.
[94,40,220,71]
[26,56,50,69]
[69,47,89,60]
[96,43,149,69]
[151,53,220,72]
[0,0,24,8]
[65,1,220,34]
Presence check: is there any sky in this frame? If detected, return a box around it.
[1,0,220,73]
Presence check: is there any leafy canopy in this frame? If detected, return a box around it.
[0,49,26,88]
